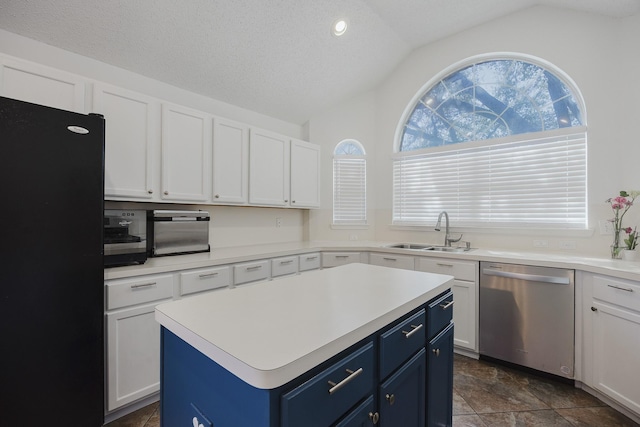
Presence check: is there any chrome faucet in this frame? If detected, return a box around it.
[435,211,463,247]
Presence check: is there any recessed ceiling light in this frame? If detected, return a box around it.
[332,18,348,37]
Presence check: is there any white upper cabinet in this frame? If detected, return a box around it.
[212,118,249,204]
[290,138,320,208]
[94,83,160,200]
[249,128,290,207]
[161,103,212,202]
[0,56,86,113]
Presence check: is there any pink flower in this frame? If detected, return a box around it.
[625,227,633,234]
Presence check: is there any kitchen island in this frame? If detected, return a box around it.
[155,263,454,427]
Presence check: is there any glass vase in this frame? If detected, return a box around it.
[611,245,623,259]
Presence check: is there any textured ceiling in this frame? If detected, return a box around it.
[0,0,639,124]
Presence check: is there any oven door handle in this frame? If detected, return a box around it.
[482,268,570,285]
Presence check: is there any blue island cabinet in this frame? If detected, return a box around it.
[160,289,454,427]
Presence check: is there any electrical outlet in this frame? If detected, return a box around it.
[599,220,614,235]
[559,240,576,250]
[275,217,282,228]
[533,239,548,248]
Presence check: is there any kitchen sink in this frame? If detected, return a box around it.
[385,243,475,252]
[385,243,432,250]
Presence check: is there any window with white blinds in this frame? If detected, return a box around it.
[392,129,587,228]
[333,140,367,225]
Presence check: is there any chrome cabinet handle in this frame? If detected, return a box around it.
[433,348,441,357]
[402,324,423,339]
[383,257,397,261]
[327,368,363,394]
[199,272,219,279]
[369,412,379,424]
[335,255,349,259]
[280,260,294,265]
[385,393,395,405]
[440,300,454,310]
[437,263,454,267]
[306,256,318,260]
[246,265,262,271]
[131,282,156,289]
[607,284,634,292]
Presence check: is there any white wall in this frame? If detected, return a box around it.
[308,5,640,256]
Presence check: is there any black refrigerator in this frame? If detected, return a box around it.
[0,96,105,426]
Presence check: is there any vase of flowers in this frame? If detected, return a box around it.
[607,191,639,259]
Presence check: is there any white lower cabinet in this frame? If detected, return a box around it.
[415,257,478,353]
[369,253,415,270]
[233,259,271,285]
[179,266,231,297]
[321,252,365,268]
[105,274,174,412]
[299,252,321,272]
[271,256,299,278]
[583,274,640,417]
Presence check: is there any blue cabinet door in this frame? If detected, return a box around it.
[379,348,426,427]
[334,395,376,427]
[427,322,454,427]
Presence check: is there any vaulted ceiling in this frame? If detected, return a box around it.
[1,0,638,124]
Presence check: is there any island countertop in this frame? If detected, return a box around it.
[155,263,453,389]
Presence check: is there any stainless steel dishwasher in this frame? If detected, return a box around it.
[479,262,575,379]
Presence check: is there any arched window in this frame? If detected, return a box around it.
[393,55,587,229]
[333,139,367,225]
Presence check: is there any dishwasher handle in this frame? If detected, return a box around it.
[482,268,571,285]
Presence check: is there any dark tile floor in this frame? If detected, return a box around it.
[105,354,640,427]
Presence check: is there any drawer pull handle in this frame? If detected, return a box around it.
[385,393,395,405]
[246,265,262,271]
[402,324,423,339]
[440,300,454,310]
[199,272,219,279]
[327,367,363,394]
[607,284,634,293]
[383,257,397,261]
[131,282,156,289]
[306,256,318,260]
[335,255,349,259]
[437,263,454,267]
[369,412,379,424]
[433,348,441,357]
[280,260,294,265]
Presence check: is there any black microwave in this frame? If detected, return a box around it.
[104,209,147,267]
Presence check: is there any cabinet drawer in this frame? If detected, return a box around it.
[271,256,299,277]
[299,252,321,272]
[593,275,640,312]
[180,266,230,296]
[281,342,374,427]
[427,290,454,339]
[415,257,477,282]
[322,252,361,268]
[370,253,414,270]
[106,274,174,310]
[379,309,426,379]
[233,260,270,285]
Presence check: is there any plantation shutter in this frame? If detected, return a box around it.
[333,156,367,224]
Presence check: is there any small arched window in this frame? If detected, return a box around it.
[333,139,367,225]
[393,55,587,229]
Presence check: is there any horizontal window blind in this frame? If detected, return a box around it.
[333,157,366,224]
[393,132,587,228]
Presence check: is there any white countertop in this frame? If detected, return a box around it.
[155,263,453,389]
[106,240,640,282]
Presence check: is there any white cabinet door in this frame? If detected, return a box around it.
[290,139,320,208]
[591,301,640,414]
[213,118,249,204]
[0,56,86,112]
[106,301,169,411]
[451,279,476,351]
[161,104,212,202]
[94,83,160,200]
[369,253,415,270]
[249,128,290,206]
